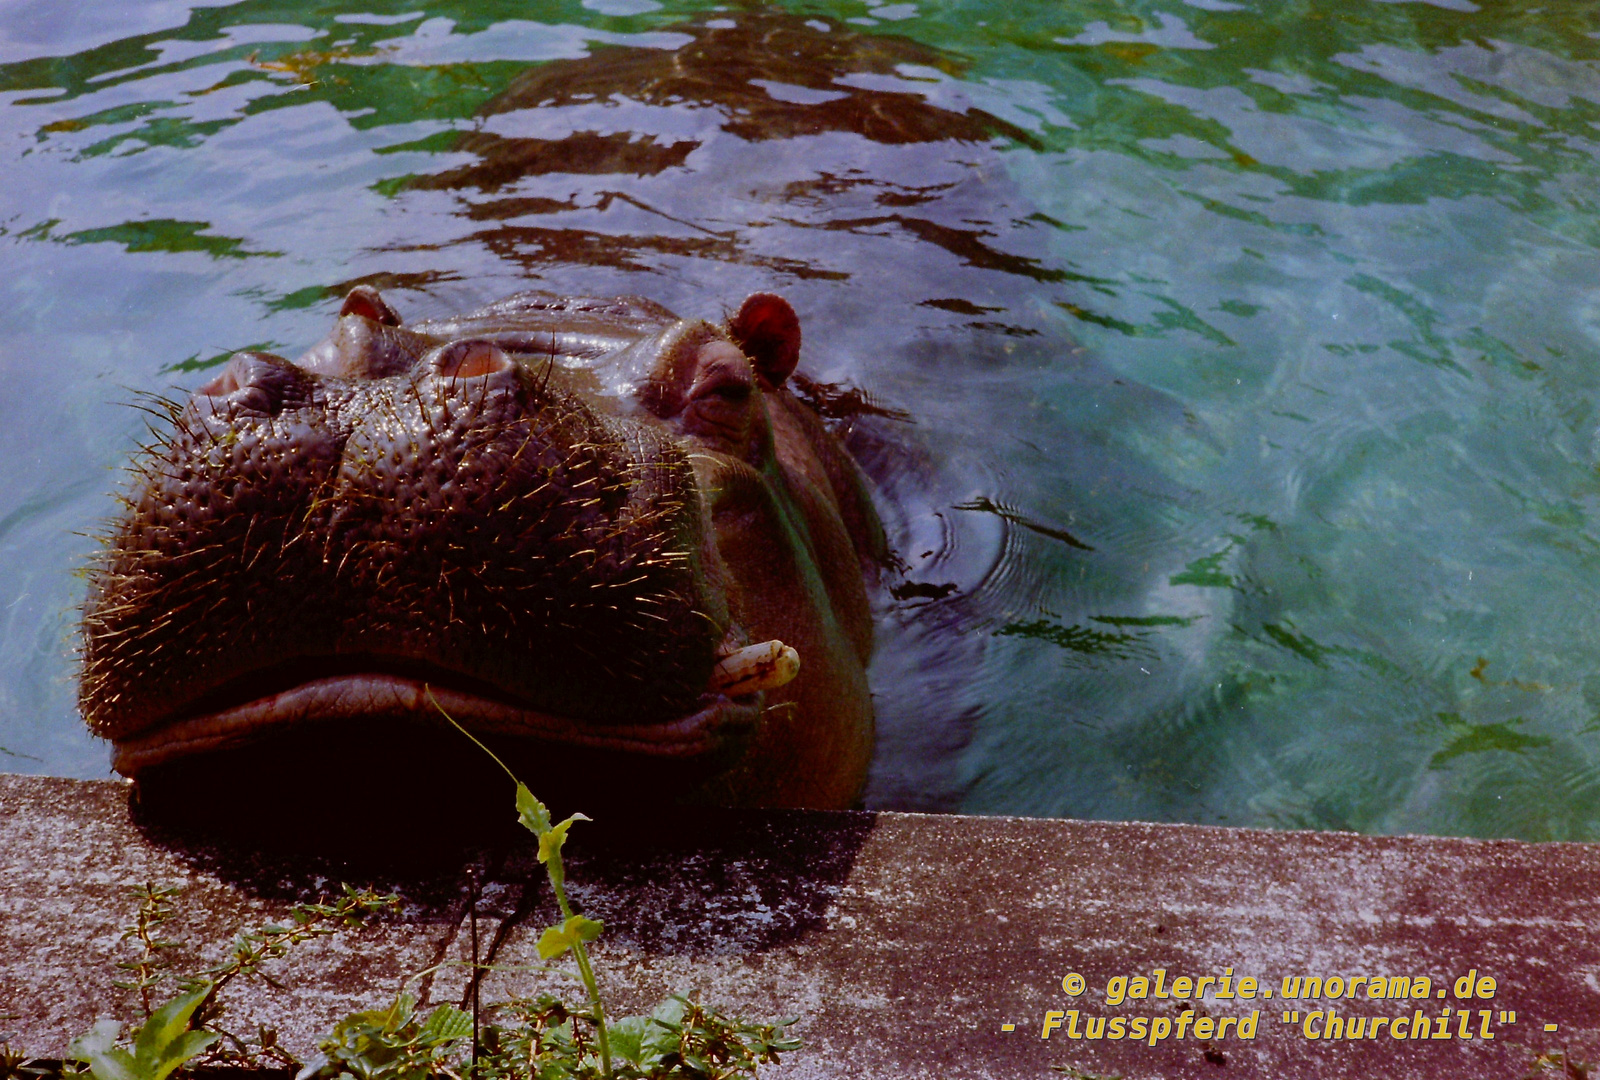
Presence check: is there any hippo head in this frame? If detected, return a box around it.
[80,287,883,830]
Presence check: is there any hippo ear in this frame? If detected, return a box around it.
[339,284,402,327]
[730,293,801,389]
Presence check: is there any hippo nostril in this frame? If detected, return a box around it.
[339,285,402,327]
[433,339,513,381]
[195,351,297,415]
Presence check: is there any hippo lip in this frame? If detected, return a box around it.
[109,671,760,777]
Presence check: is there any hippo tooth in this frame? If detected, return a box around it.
[709,639,800,696]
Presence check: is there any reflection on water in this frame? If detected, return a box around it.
[4,1,1600,839]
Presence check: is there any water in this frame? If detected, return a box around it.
[4,0,1600,840]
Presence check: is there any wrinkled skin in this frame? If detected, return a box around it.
[80,286,885,819]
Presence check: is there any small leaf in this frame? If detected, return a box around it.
[131,984,212,1070]
[515,783,550,836]
[148,1030,219,1080]
[294,1051,328,1080]
[605,1016,652,1066]
[536,924,575,960]
[381,992,417,1033]
[69,1019,123,1062]
[536,813,591,864]
[535,916,600,960]
[640,1017,680,1059]
[651,995,688,1027]
[83,1046,140,1080]
[418,1005,472,1044]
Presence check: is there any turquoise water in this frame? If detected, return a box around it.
[4,1,1600,839]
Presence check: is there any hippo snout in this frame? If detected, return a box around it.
[81,287,884,813]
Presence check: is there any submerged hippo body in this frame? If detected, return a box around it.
[80,287,884,823]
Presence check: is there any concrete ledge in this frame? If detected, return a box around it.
[2,773,1598,1078]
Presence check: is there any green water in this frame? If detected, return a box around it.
[4,0,1600,839]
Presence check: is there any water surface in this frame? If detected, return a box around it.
[4,0,1600,839]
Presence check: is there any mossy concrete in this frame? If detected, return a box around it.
[2,772,1598,1078]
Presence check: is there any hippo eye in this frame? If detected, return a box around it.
[683,364,756,444]
[689,363,753,406]
[699,380,751,404]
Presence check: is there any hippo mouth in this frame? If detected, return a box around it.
[107,639,799,777]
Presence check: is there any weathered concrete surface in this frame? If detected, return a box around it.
[2,773,1598,1079]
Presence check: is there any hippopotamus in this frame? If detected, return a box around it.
[79,285,885,824]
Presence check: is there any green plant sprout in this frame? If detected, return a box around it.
[425,689,800,1079]
[425,689,612,1078]
[111,885,180,1017]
